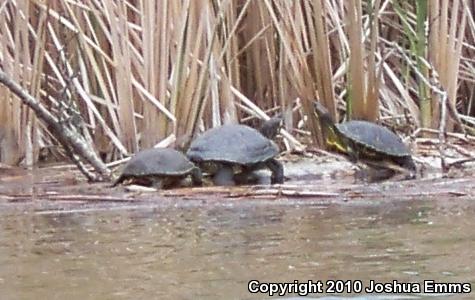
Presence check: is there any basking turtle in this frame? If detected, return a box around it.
[313,102,416,176]
[113,148,202,189]
[186,118,284,186]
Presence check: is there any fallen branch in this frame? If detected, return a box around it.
[414,128,475,143]
[161,184,339,199]
[446,158,475,170]
[0,70,111,181]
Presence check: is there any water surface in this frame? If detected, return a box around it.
[0,198,473,299]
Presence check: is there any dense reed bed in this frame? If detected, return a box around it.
[0,0,474,166]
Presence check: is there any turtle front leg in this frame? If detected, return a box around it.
[266,158,284,184]
[345,139,359,163]
[190,167,203,186]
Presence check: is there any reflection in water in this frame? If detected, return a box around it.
[0,200,473,299]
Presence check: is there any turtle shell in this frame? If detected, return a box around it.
[120,148,196,177]
[336,120,411,158]
[186,124,279,165]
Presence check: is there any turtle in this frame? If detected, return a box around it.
[313,101,416,176]
[112,148,202,189]
[186,118,284,186]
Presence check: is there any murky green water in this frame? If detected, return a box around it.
[0,199,473,299]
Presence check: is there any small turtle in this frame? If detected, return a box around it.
[186,118,284,186]
[113,148,202,189]
[313,101,416,176]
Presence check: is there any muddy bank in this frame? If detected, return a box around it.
[0,155,474,213]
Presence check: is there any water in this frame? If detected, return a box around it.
[0,198,473,299]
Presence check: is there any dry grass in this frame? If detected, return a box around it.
[0,0,474,165]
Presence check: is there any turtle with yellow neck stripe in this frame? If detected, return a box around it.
[313,101,416,178]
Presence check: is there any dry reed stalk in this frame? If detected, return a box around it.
[1,0,474,170]
[428,0,466,131]
[346,0,365,119]
[303,0,337,146]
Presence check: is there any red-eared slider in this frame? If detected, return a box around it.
[186,118,284,185]
[113,148,202,189]
[314,102,416,176]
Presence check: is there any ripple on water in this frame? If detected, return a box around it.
[0,199,473,299]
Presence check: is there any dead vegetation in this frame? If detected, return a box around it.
[1,1,475,180]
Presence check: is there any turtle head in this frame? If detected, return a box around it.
[259,116,283,139]
[313,101,345,151]
[175,133,192,152]
[313,101,335,127]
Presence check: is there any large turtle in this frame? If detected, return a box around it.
[113,148,202,189]
[186,118,284,185]
[313,102,416,176]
